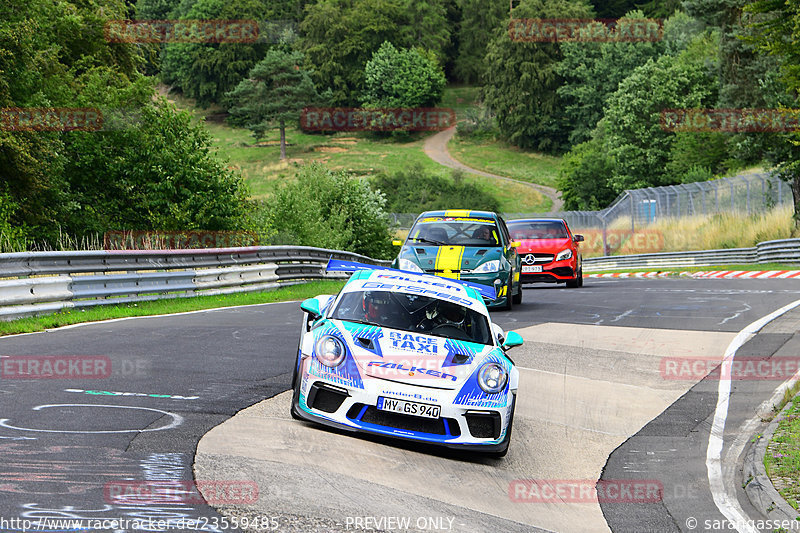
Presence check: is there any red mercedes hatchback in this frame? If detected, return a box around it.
[507,218,584,288]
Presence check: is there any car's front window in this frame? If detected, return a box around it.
[331,290,492,345]
[509,221,569,240]
[407,219,500,247]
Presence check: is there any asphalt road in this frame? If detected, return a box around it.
[0,277,799,533]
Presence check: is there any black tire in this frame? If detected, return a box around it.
[487,395,516,458]
[512,281,522,305]
[502,278,513,311]
[566,269,581,288]
[577,268,584,287]
[290,346,303,420]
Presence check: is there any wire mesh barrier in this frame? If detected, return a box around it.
[390,172,793,232]
[0,246,391,321]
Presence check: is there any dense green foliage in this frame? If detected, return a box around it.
[265,164,396,259]
[363,42,446,108]
[483,0,594,153]
[0,0,250,246]
[371,165,502,213]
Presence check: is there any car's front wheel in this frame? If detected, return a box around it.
[290,349,303,420]
[512,282,522,305]
[503,278,513,310]
[566,268,582,288]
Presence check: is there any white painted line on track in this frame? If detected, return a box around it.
[706,298,800,533]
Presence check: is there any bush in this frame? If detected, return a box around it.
[265,164,395,260]
[362,41,446,108]
[456,107,498,140]
[371,164,502,213]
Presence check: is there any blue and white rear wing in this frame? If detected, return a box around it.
[326,259,497,301]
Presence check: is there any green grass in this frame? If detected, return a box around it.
[448,136,562,189]
[765,392,800,510]
[585,263,800,275]
[440,85,482,120]
[0,280,346,337]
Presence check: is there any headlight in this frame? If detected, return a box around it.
[315,335,346,368]
[398,258,423,273]
[556,248,573,261]
[477,362,508,394]
[474,260,500,273]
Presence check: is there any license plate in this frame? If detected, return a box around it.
[522,265,543,273]
[377,397,440,419]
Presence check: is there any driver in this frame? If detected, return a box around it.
[362,291,408,329]
[417,300,468,332]
[473,225,495,243]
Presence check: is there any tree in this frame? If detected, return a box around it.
[602,35,719,191]
[300,0,411,106]
[555,10,666,146]
[227,50,325,159]
[453,0,507,83]
[745,0,800,224]
[266,164,395,259]
[398,0,452,65]
[362,42,446,108]
[482,0,595,153]
[160,0,278,107]
[556,136,617,210]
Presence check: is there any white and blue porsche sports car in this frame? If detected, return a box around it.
[290,259,523,457]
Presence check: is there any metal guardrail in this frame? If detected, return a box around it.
[0,246,391,321]
[583,238,800,272]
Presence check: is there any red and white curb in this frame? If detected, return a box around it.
[587,270,800,279]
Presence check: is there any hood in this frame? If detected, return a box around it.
[516,237,572,254]
[337,321,496,390]
[401,245,502,272]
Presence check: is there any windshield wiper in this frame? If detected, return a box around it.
[409,237,446,246]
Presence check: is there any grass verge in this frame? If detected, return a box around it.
[0,280,346,337]
[448,135,562,190]
[765,391,800,510]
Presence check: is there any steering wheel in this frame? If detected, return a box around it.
[430,324,471,341]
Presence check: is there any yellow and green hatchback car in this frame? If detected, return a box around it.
[391,210,522,310]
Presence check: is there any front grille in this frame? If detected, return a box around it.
[551,266,574,277]
[521,253,554,265]
[307,383,348,413]
[347,403,461,437]
[520,273,559,282]
[425,269,460,274]
[465,412,501,439]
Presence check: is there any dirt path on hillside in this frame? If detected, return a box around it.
[423,126,563,213]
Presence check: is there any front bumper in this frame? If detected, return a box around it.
[455,271,511,309]
[293,358,514,451]
[519,258,577,284]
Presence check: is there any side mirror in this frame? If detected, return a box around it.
[300,297,322,318]
[392,240,403,246]
[573,235,584,242]
[502,331,524,350]
[509,241,521,248]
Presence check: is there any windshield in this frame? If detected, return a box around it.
[407,218,500,247]
[508,221,569,240]
[331,290,492,345]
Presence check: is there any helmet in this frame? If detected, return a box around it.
[427,301,466,327]
[363,291,391,321]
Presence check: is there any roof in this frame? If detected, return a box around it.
[342,269,486,310]
[415,210,498,220]
[507,218,567,224]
